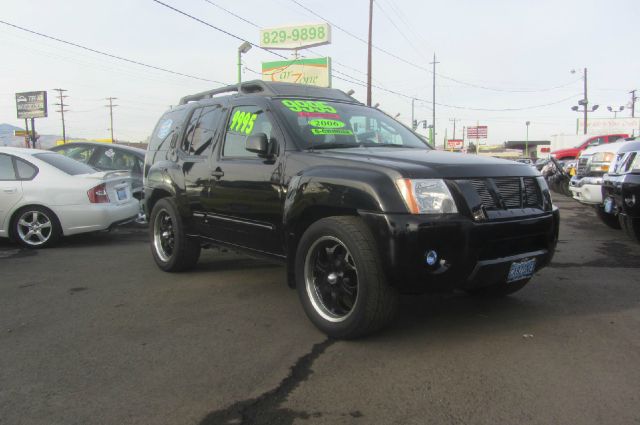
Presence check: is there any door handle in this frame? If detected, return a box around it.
[3,188,17,194]
[211,168,224,178]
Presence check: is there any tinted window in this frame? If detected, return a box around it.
[54,145,96,163]
[609,135,623,143]
[0,154,16,180]
[223,105,273,157]
[16,158,38,179]
[149,108,188,152]
[33,153,95,175]
[190,106,222,155]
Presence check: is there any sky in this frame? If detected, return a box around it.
[1,0,638,146]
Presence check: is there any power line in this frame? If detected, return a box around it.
[289,0,581,94]
[153,1,582,112]
[0,19,225,84]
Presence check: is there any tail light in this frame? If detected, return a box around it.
[88,183,110,203]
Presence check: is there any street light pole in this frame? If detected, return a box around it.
[237,41,252,85]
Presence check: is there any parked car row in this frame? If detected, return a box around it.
[0,147,139,248]
[567,137,640,243]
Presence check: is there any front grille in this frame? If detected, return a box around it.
[576,157,589,176]
[461,177,542,210]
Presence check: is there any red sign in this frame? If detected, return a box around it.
[447,139,464,150]
[467,126,488,139]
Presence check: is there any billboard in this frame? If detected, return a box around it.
[262,57,331,87]
[446,139,464,150]
[467,126,488,139]
[578,117,640,135]
[260,23,331,50]
[16,91,48,119]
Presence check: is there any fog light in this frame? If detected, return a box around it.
[425,250,438,266]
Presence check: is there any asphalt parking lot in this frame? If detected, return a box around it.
[1,194,639,425]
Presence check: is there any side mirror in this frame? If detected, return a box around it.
[245,133,271,157]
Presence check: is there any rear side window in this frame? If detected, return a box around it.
[181,105,222,156]
[0,154,16,180]
[33,153,95,175]
[149,108,188,152]
[15,158,38,180]
[95,147,140,173]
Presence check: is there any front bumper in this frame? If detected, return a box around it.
[569,176,603,204]
[360,208,559,293]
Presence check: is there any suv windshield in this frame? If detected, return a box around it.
[274,99,430,150]
[34,153,96,175]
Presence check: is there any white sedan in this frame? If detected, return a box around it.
[0,147,139,248]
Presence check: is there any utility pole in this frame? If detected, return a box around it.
[583,67,588,135]
[430,53,439,147]
[449,118,458,139]
[630,89,637,118]
[105,97,118,142]
[366,0,373,106]
[53,88,69,143]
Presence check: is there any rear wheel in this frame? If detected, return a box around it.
[295,216,398,339]
[11,206,61,249]
[465,278,531,297]
[150,198,200,272]
[595,206,621,229]
[619,214,640,243]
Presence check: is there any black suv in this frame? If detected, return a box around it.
[144,81,559,338]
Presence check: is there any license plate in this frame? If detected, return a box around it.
[507,258,536,283]
[116,188,127,201]
[604,197,614,214]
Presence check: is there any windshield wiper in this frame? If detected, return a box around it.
[358,143,415,148]
[307,142,360,150]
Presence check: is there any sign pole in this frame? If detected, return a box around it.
[24,119,30,148]
[30,118,36,149]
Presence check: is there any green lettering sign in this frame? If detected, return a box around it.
[229,110,257,135]
[281,99,336,114]
[309,119,345,128]
[311,128,354,136]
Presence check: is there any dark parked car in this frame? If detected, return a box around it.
[601,141,640,242]
[144,80,559,339]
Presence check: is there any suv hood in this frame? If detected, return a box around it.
[307,148,538,179]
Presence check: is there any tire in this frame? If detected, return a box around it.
[295,216,398,339]
[149,197,200,272]
[595,206,621,230]
[465,278,530,297]
[619,214,640,243]
[10,205,61,249]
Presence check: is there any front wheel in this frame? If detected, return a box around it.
[149,198,201,272]
[295,216,398,339]
[619,214,640,243]
[595,206,621,229]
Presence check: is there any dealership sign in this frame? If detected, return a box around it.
[446,139,464,150]
[16,91,48,119]
[578,117,640,134]
[260,23,331,50]
[262,57,331,87]
[467,126,487,139]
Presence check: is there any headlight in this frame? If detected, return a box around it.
[589,151,615,172]
[396,179,458,214]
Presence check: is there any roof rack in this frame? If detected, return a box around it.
[178,80,359,105]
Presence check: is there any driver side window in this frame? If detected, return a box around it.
[223,105,273,158]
